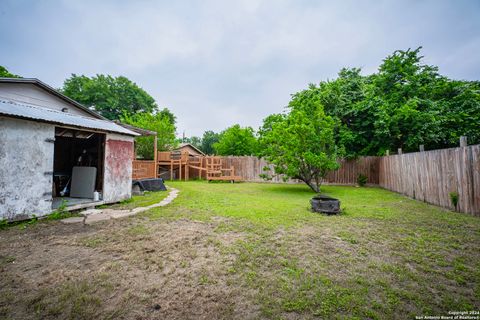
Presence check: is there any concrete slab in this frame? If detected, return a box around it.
[82,208,103,215]
[130,207,146,214]
[85,213,111,224]
[110,211,137,219]
[59,187,180,224]
[60,217,85,224]
[53,198,104,212]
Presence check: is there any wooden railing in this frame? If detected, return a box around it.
[132,160,156,180]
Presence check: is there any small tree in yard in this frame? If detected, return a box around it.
[214,124,259,156]
[258,87,341,193]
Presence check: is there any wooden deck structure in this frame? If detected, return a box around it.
[157,151,243,182]
[132,149,243,182]
[122,123,243,182]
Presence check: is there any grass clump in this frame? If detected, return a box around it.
[450,191,459,210]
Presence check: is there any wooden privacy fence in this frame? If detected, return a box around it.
[222,156,380,185]
[132,160,156,180]
[324,157,379,184]
[220,145,480,216]
[379,145,480,215]
[222,157,293,183]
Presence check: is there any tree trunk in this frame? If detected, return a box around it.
[297,171,322,193]
[305,179,320,193]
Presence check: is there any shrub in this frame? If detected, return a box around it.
[449,192,459,210]
[357,174,368,187]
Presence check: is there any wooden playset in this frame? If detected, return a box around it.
[157,151,242,182]
[125,124,242,182]
[133,149,243,182]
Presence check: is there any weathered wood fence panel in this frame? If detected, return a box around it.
[221,156,380,184]
[132,160,156,180]
[379,145,480,215]
[324,157,379,184]
[222,156,297,183]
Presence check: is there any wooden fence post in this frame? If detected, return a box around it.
[419,145,425,152]
[398,148,402,155]
[386,150,390,156]
[460,136,467,147]
[153,135,158,178]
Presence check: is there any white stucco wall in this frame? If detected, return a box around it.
[103,133,134,203]
[0,117,54,220]
[0,83,94,117]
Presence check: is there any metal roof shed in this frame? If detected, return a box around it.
[0,78,138,221]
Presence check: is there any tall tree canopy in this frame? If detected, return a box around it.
[214,124,259,156]
[200,131,220,155]
[61,74,157,120]
[300,47,480,157]
[158,107,176,125]
[121,112,176,159]
[258,89,341,192]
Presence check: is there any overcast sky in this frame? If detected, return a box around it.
[1,0,479,137]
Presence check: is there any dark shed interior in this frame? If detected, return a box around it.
[52,127,105,202]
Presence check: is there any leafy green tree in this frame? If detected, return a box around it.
[121,112,176,159]
[158,107,176,125]
[0,66,20,78]
[309,68,371,158]
[214,125,259,156]
[303,47,480,156]
[61,74,157,120]
[258,90,341,193]
[435,80,480,147]
[368,47,443,153]
[200,130,220,155]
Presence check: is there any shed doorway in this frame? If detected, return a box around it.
[52,127,105,210]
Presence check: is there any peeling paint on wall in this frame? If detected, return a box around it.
[0,117,54,220]
[103,134,134,203]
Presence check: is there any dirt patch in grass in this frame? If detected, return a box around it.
[0,217,258,320]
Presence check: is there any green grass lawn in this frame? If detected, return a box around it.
[152,182,480,318]
[1,181,479,319]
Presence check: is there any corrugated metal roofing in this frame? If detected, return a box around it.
[0,77,109,120]
[0,99,139,136]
